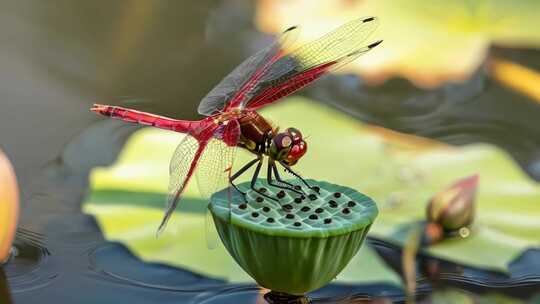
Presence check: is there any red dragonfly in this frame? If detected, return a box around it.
[92,17,382,233]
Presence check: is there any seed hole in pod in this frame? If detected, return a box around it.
[277,191,286,199]
[301,206,311,212]
[315,208,324,214]
[334,192,342,198]
[256,197,264,203]
[328,200,338,208]
[239,203,247,210]
[293,222,302,227]
[308,194,317,201]
[294,197,303,204]
[342,208,351,214]
[252,212,260,218]
[348,201,356,207]
[286,214,295,219]
[283,204,293,211]
[263,206,271,212]
[266,217,275,223]
[259,187,267,193]
[309,214,318,220]
[312,186,320,192]
[300,195,306,200]
[294,185,302,190]
[324,218,332,224]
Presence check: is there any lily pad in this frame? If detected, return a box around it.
[84,188,398,286]
[84,97,540,279]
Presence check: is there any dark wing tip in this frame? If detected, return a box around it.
[363,17,377,23]
[368,40,383,49]
[156,207,174,237]
[156,218,168,237]
[284,25,299,33]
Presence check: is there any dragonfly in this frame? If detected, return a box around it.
[91,16,382,233]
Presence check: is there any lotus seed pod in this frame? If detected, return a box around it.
[0,150,18,264]
[426,174,478,231]
[209,179,378,295]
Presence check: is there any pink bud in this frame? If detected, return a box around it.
[426,174,479,231]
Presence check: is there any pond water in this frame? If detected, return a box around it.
[2,1,540,303]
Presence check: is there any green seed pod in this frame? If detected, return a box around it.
[426,174,479,231]
[209,179,378,295]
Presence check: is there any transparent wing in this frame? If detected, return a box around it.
[197,26,299,116]
[158,121,219,234]
[195,120,240,249]
[244,47,376,111]
[195,129,239,198]
[230,17,381,111]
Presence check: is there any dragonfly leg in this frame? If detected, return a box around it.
[273,161,307,195]
[279,161,319,193]
[250,158,278,202]
[267,160,304,196]
[229,157,260,201]
[229,156,278,202]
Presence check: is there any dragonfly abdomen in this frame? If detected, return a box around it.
[91,104,199,134]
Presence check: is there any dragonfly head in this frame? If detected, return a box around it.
[270,127,307,166]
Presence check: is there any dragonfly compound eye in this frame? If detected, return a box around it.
[273,133,292,149]
[270,133,293,160]
[285,140,307,165]
[286,127,303,143]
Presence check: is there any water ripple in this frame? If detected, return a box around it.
[3,228,58,293]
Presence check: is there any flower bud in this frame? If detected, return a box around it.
[0,150,18,264]
[426,174,478,231]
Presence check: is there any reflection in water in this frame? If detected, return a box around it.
[191,285,396,304]
[370,237,540,295]
[0,268,13,304]
[190,286,263,304]
[263,291,310,304]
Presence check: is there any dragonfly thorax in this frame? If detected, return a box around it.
[236,111,274,154]
[237,113,307,166]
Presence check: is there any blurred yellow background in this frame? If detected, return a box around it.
[256,0,540,87]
